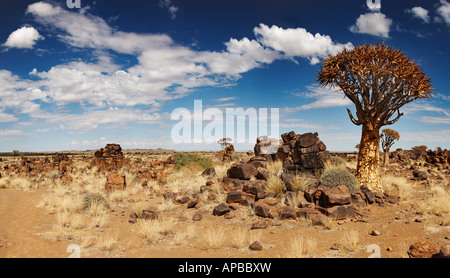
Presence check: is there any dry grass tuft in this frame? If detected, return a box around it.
[282,236,317,258]
[341,230,360,252]
[201,226,227,249]
[381,175,413,201]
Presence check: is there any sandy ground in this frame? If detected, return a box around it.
[0,177,448,259]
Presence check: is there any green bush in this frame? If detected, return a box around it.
[320,167,358,194]
[330,156,346,166]
[174,152,213,170]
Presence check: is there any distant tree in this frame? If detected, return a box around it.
[412,145,427,159]
[317,43,433,191]
[217,138,232,150]
[380,128,400,165]
[12,150,19,157]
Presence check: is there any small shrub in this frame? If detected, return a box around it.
[231,153,241,162]
[47,170,60,182]
[330,156,346,166]
[320,167,358,194]
[82,192,110,211]
[174,153,213,170]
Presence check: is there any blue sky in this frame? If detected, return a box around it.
[0,0,449,152]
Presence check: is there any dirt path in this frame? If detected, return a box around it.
[0,188,68,258]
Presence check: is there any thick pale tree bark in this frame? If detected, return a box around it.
[384,150,390,165]
[356,123,382,192]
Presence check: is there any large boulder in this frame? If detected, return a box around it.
[296,132,319,148]
[300,151,331,170]
[407,240,440,258]
[316,185,352,208]
[317,204,355,220]
[105,173,126,191]
[227,163,258,180]
[254,202,271,218]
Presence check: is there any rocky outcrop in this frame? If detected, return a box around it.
[253,131,330,172]
[92,144,125,171]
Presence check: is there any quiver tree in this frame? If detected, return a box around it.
[380,128,400,164]
[317,43,433,191]
[217,138,232,150]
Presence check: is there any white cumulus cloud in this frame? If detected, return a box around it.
[437,0,450,24]
[349,12,393,38]
[3,26,43,49]
[406,7,430,23]
[254,24,353,65]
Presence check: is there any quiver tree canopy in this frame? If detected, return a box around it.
[316,43,433,129]
[316,43,433,191]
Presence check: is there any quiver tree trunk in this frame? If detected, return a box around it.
[356,124,382,192]
[384,150,390,165]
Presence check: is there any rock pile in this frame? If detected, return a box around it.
[135,155,176,185]
[214,155,364,223]
[254,136,280,161]
[92,144,125,171]
[302,184,356,220]
[3,154,72,176]
[425,149,449,166]
[283,132,331,172]
[222,144,235,162]
[254,131,331,172]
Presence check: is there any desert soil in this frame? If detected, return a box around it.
[0,168,448,258]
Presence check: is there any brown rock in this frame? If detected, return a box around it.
[201,167,216,177]
[317,185,352,207]
[407,240,440,258]
[300,151,331,170]
[249,241,263,251]
[105,173,126,191]
[370,230,382,236]
[304,185,318,203]
[186,198,198,209]
[297,132,318,148]
[413,170,428,181]
[296,208,321,219]
[242,180,267,196]
[254,202,271,218]
[255,167,269,180]
[250,159,267,169]
[276,206,297,220]
[176,196,190,204]
[213,203,231,216]
[226,191,243,204]
[317,204,355,220]
[280,172,295,191]
[251,220,269,230]
[310,214,330,226]
[141,210,158,220]
[227,163,258,180]
[192,213,202,221]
